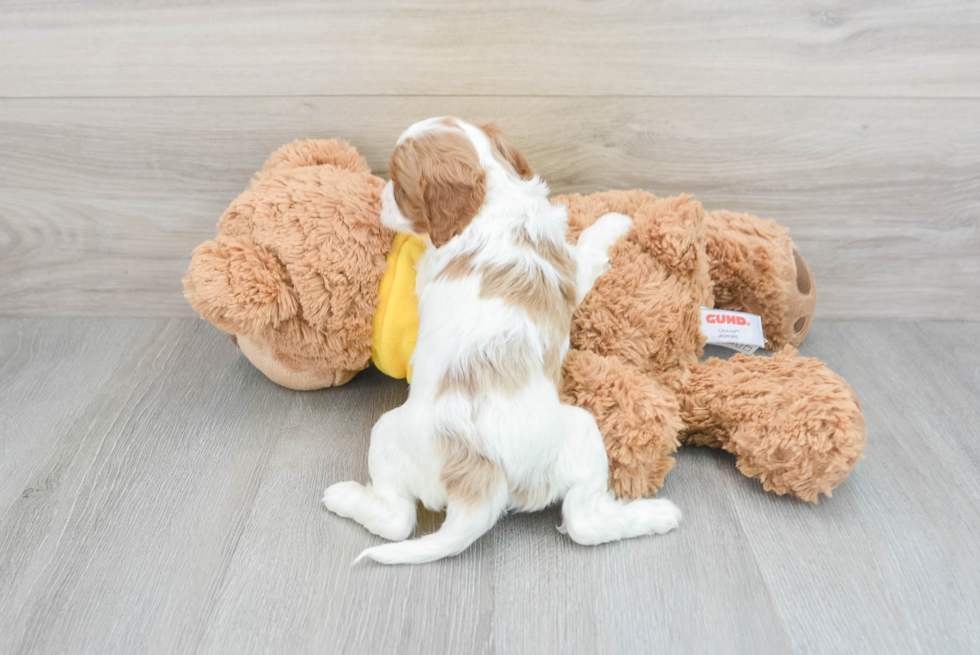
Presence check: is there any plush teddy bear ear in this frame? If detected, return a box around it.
[258,139,371,179]
[183,235,299,335]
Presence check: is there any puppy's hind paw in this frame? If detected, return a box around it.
[322,481,366,518]
[639,498,682,535]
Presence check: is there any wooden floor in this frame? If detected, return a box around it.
[2,2,979,320]
[2,1,979,653]
[0,318,978,654]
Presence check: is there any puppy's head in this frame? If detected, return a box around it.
[381,118,533,247]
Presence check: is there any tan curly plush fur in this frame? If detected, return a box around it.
[561,349,684,498]
[663,348,866,501]
[705,210,817,348]
[185,139,866,502]
[555,190,863,501]
[184,140,392,388]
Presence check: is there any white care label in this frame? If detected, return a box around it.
[699,307,766,355]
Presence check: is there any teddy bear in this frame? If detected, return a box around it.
[184,138,866,502]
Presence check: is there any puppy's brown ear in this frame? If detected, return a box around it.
[480,123,533,180]
[390,131,487,248]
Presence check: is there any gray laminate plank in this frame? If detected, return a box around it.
[196,375,789,655]
[1,97,977,320]
[715,322,980,654]
[487,452,793,654]
[0,319,300,654]
[0,319,151,508]
[193,370,501,655]
[1,319,979,654]
[1,0,977,98]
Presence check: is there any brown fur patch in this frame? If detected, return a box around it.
[480,235,577,387]
[429,228,578,398]
[432,231,576,401]
[480,123,533,180]
[434,252,476,282]
[437,340,536,399]
[439,437,501,507]
[479,261,574,329]
[513,228,577,308]
[389,128,486,248]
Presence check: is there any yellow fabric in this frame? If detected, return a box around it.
[371,233,425,382]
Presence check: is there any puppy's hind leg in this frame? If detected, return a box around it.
[323,408,418,542]
[356,443,509,565]
[556,406,681,546]
[323,482,417,542]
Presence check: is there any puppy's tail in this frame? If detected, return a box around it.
[354,491,506,565]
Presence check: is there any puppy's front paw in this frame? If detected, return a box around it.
[592,212,634,246]
[323,481,366,518]
[578,213,633,280]
[574,212,635,301]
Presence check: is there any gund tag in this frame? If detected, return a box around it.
[700,308,766,355]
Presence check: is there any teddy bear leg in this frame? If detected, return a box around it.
[555,403,681,544]
[705,210,816,348]
[663,348,866,502]
[561,349,684,499]
[237,333,359,390]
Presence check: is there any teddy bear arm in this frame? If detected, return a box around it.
[561,349,684,499]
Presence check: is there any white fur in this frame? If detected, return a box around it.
[326,119,681,564]
[569,212,634,304]
[379,179,415,234]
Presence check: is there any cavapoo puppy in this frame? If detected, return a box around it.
[324,117,681,564]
